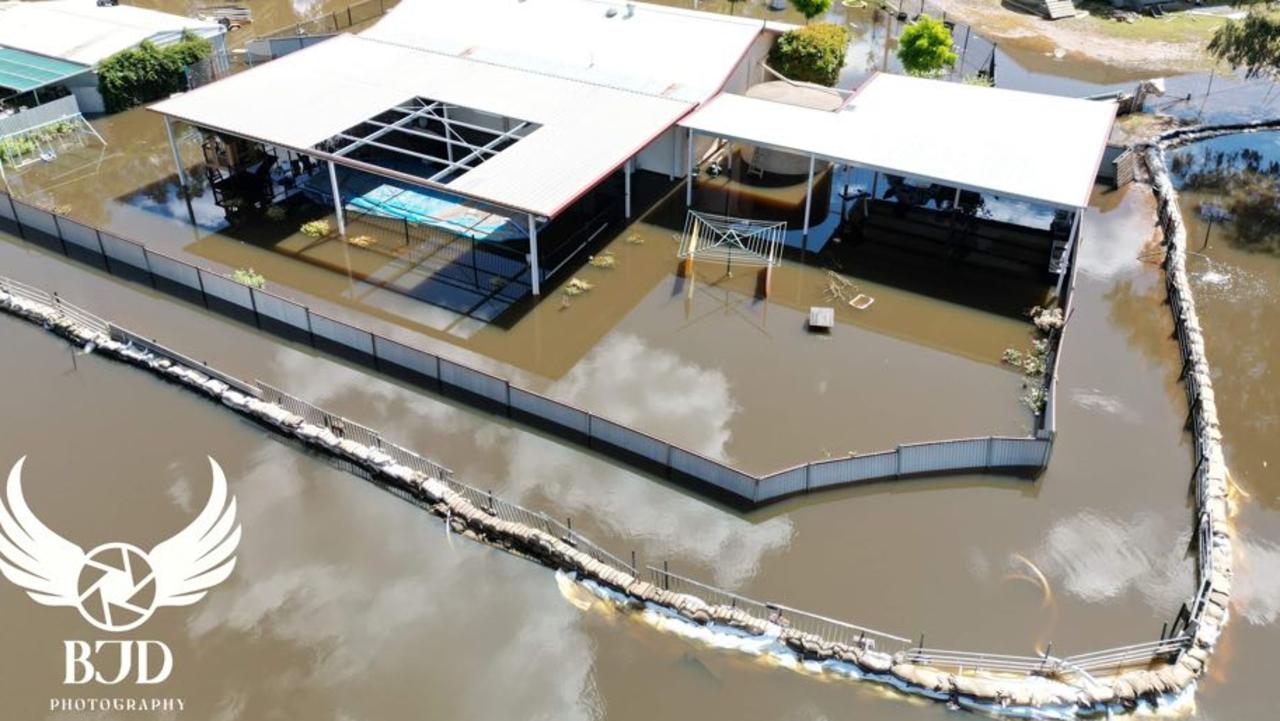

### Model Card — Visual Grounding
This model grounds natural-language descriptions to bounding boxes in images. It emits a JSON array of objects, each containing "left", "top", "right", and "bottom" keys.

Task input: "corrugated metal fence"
[
  {"left": 0, "top": 266, "right": 1183, "bottom": 680},
  {"left": 0, "top": 190, "right": 1055, "bottom": 508}
]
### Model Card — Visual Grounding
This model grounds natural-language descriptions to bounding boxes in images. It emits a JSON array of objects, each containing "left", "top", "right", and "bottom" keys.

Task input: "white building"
[
  {"left": 0, "top": 0, "right": 227, "bottom": 114},
  {"left": 151, "top": 0, "right": 1114, "bottom": 298}
]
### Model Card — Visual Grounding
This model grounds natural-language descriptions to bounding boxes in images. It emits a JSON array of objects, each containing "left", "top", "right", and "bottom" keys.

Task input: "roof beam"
[
  {"left": 360, "top": 118, "right": 502, "bottom": 157},
  {"left": 427, "top": 120, "right": 530, "bottom": 183},
  {"left": 332, "top": 99, "right": 441, "bottom": 157}
]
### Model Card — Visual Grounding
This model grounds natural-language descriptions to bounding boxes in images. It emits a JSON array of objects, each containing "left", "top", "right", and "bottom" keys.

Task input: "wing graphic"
[
  {"left": 0, "top": 457, "right": 86, "bottom": 606},
  {"left": 149, "top": 457, "right": 241, "bottom": 607}
]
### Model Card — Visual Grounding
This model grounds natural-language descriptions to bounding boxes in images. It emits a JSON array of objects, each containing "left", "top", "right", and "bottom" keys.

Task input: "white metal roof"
[
  {"left": 0, "top": 0, "right": 223, "bottom": 66},
  {"left": 680, "top": 73, "right": 1118, "bottom": 209},
  {"left": 361, "top": 0, "right": 764, "bottom": 104},
  {"left": 151, "top": 34, "right": 693, "bottom": 217}
]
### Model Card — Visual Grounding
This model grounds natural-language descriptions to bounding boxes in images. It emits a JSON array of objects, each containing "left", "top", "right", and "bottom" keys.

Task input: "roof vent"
[
  {"left": 624, "top": 3, "right": 636, "bottom": 18},
  {"left": 605, "top": 7, "right": 617, "bottom": 17}
]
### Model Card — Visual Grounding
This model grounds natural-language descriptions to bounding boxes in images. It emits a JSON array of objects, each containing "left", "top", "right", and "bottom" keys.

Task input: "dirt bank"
[{"left": 927, "top": 0, "right": 1220, "bottom": 74}]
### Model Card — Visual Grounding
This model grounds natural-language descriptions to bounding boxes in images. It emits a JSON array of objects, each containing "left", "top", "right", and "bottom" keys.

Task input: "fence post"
[
  {"left": 895, "top": 446, "right": 903, "bottom": 478},
  {"left": 141, "top": 247, "right": 157, "bottom": 288},
  {"left": 3, "top": 193, "right": 24, "bottom": 239},
  {"left": 195, "top": 268, "right": 210, "bottom": 308},
  {"left": 50, "top": 214, "right": 69, "bottom": 256},
  {"left": 985, "top": 436, "right": 994, "bottom": 469},
  {"left": 804, "top": 463, "right": 811, "bottom": 492},
  {"left": 248, "top": 287, "right": 261, "bottom": 328}
]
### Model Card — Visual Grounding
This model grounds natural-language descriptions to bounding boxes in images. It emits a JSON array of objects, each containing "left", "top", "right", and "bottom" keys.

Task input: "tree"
[
  {"left": 1208, "top": 4, "right": 1280, "bottom": 78},
  {"left": 767, "top": 23, "right": 851, "bottom": 87},
  {"left": 98, "top": 33, "right": 213, "bottom": 113},
  {"left": 896, "top": 14, "right": 957, "bottom": 77},
  {"left": 790, "top": 0, "right": 834, "bottom": 22}
]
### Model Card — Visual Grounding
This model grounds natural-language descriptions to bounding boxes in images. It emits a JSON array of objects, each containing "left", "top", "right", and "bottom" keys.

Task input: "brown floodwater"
[
  {"left": 3, "top": 2, "right": 1280, "bottom": 717},
  {"left": 3, "top": 166, "right": 1278, "bottom": 718},
  {"left": 1, "top": 84, "right": 1035, "bottom": 475}
]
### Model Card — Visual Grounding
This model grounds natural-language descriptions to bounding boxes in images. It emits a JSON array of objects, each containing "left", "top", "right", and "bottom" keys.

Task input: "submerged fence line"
[
  {"left": 0, "top": 189, "right": 1055, "bottom": 507},
  {"left": 0, "top": 271, "right": 1202, "bottom": 713}
]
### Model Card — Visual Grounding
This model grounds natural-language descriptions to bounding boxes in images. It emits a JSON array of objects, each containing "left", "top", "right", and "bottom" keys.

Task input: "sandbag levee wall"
[
  {"left": 0, "top": 270, "right": 1215, "bottom": 716},
  {"left": 1137, "top": 121, "right": 1280, "bottom": 664},
  {"left": 0, "top": 191, "right": 1053, "bottom": 507}
]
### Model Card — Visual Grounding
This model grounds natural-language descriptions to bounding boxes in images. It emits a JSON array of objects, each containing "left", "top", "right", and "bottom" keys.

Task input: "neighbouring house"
[{"left": 0, "top": 0, "right": 228, "bottom": 115}]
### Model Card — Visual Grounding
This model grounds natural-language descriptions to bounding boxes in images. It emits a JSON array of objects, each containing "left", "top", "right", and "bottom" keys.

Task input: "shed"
[{"left": 0, "top": 0, "right": 227, "bottom": 113}]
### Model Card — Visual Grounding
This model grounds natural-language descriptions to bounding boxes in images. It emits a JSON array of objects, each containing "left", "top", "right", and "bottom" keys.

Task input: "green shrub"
[
  {"left": 767, "top": 23, "right": 851, "bottom": 87},
  {"left": 98, "top": 33, "right": 213, "bottom": 114},
  {"left": 897, "top": 15, "right": 957, "bottom": 77},
  {"left": 789, "top": 0, "right": 833, "bottom": 21},
  {"left": 231, "top": 267, "right": 265, "bottom": 289},
  {"left": 300, "top": 219, "right": 331, "bottom": 238}
]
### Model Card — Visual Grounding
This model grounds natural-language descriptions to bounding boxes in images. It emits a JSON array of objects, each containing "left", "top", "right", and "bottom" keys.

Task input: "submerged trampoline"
[{"left": 301, "top": 168, "right": 527, "bottom": 243}]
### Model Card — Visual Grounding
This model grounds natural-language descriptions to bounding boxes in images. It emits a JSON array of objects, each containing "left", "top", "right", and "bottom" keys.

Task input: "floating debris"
[
  {"left": 230, "top": 267, "right": 265, "bottom": 289},
  {"left": 300, "top": 219, "right": 331, "bottom": 238},
  {"left": 822, "top": 271, "right": 858, "bottom": 304},
  {"left": 808, "top": 306, "right": 834, "bottom": 332},
  {"left": 588, "top": 252, "right": 618, "bottom": 269},
  {"left": 347, "top": 235, "right": 375, "bottom": 248},
  {"left": 563, "top": 277, "right": 595, "bottom": 297}
]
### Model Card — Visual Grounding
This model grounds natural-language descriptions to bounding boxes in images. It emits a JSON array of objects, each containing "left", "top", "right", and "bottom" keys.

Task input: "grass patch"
[{"left": 1077, "top": 3, "right": 1228, "bottom": 43}]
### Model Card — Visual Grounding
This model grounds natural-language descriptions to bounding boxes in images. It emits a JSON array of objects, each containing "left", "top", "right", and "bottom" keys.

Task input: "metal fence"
[
  {"left": 264, "top": 0, "right": 400, "bottom": 39},
  {"left": 871, "top": 0, "right": 1000, "bottom": 82},
  {"left": 0, "top": 189, "right": 1054, "bottom": 507},
  {"left": 244, "top": 35, "right": 335, "bottom": 64},
  {"left": 0, "top": 96, "right": 82, "bottom": 138},
  {"left": 902, "top": 635, "right": 1189, "bottom": 679},
  {"left": 0, "top": 265, "right": 1194, "bottom": 684},
  {"left": 649, "top": 565, "right": 914, "bottom": 654}
]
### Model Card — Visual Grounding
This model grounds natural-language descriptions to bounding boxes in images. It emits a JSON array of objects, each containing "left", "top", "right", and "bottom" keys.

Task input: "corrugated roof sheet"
[
  {"left": 0, "top": 0, "right": 222, "bottom": 66},
  {"left": 361, "top": 0, "right": 764, "bottom": 104},
  {"left": 0, "top": 46, "right": 89, "bottom": 93},
  {"left": 151, "top": 34, "right": 693, "bottom": 217},
  {"left": 680, "top": 73, "right": 1117, "bottom": 209}
]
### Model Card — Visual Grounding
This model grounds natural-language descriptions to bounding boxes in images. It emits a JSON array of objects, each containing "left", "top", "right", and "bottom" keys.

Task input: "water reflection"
[
  {"left": 188, "top": 441, "right": 602, "bottom": 721},
  {"left": 259, "top": 338, "right": 793, "bottom": 588},
  {"left": 1030, "top": 511, "right": 1192, "bottom": 614},
  {"left": 549, "top": 333, "right": 739, "bottom": 460}
]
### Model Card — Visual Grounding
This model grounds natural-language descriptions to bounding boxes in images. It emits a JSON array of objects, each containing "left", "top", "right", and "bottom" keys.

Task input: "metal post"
[
  {"left": 163, "top": 117, "right": 188, "bottom": 190},
  {"left": 685, "top": 128, "right": 695, "bottom": 206},
  {"left": 327, "top": 160, "right": 346, "bottom": 237},
  {"left": 443, "top": 106, "right": 454, "bottom": 163},
  {"left": 670, "top": 129, "right": 678, "bottom": 180},
  {"left": 527, "top": 213, "right": 541, "bottom": 296},
  {"left": 1055, "top": 210, "right": 1081, "bottom": 301},
  {"left": 801, "top": 154, "right": 816, "bottom": 247},
  {"left": 624, "top": 159, "right": 633, "bottom": 218}
]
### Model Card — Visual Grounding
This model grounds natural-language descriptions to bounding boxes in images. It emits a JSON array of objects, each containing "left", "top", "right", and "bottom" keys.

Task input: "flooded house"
[
  {"left": 0, "top": 0, "right": 228, "bottom": 116},
  {"left": 151, "top": 0, "right": 1114, "bottom": 324}
]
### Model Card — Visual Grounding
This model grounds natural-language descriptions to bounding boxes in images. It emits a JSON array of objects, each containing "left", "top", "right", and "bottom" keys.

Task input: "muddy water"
[
  {"left": 1, "top": 98, "right": 1034, "bottom": 474},
  {"left": 1165, "top": 131, "right": 1280, "bottom": 721},
  {"left": 3, "top": 2, "right": 1279, "bottom": 717},
  {"left": 0, "top": 172, "right": 1200, "bottom": 651},
  {"left": 1, "top": 170, "right": 1273, "bottom": 718},
  {"left": 9, "top": 0, "right": 1274, "bottom": 474}
]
